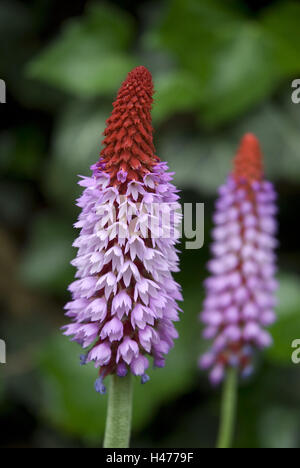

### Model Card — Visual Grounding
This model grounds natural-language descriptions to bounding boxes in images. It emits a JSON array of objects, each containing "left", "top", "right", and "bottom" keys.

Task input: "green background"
[{"left": 0, "top": 0, "right": 300, "bottom": 448}]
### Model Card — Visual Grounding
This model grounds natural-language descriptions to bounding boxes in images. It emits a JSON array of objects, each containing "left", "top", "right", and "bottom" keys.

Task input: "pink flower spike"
[
  {"left": 199, "top": 134, "right": 278, "bottom": 384},
  {"left": 63, "top": 66, "right": 182, "bottom": 393}
]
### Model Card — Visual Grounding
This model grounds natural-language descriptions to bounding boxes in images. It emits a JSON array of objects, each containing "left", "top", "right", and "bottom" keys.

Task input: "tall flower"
[
  {"left": 200, "top": 133, "right": 278, "bottom": 385},
  {"left": 63, "top": 66, "right": 182, "bottom": 393}
]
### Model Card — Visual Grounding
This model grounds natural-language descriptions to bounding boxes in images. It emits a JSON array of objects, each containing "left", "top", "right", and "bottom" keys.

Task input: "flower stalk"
[
  {"left": 217, "top": 367, "right": 237, "bottom": 449},
  {"left": 104, "top": 374, "right": 133, "bottom": 448}
]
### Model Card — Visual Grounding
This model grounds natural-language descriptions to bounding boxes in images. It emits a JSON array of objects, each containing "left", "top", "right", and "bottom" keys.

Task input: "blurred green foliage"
[
  {"left": 27, "top": 4, "right": 137, "bottom": 97},
  {"left": 1, "top": 0, "right": 300, "bottom": 448},
  {"left": 27, "top": 0, "right": 300, "bottom": 126}
]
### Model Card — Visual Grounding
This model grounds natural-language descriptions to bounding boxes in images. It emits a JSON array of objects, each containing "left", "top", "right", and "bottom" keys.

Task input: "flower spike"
[
  {"left": 63, "top": 66, "right": 182, "bottom": 392},
  {"left": 199, "top": 133, "right": 278, "bottom": 385}
]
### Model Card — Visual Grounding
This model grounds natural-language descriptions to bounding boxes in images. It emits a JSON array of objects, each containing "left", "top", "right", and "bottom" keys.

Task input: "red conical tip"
[
  {"left": 233, "top": 133, "right": 264, "bottom": 182},
  {"left": 100, "top": 66, "right": 159, "bottom": 184},
  {"left": 124, "top": 66, "right": 154, "bottom": 97}
]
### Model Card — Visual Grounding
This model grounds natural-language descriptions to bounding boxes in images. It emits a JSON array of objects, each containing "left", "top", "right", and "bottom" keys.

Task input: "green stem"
[
  {"left": 217, "top": 368, "right": 237, "bottom": 449},
  {"left": 103, "top": 374, "right": 133, "bottom": 448}
]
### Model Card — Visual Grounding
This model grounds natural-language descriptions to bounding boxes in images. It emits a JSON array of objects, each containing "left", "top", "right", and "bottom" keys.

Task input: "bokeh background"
[{"left": 1, "top": 0, "right": 300, "bottom": 448}]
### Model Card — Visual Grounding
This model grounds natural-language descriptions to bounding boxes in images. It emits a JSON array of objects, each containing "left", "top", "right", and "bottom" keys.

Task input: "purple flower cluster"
[
  {"left": 199, "top": 134, "right": 278, "bottom": 385},
  {"left": 64, "top": 161, "right": 182, "bottom": 392}
]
